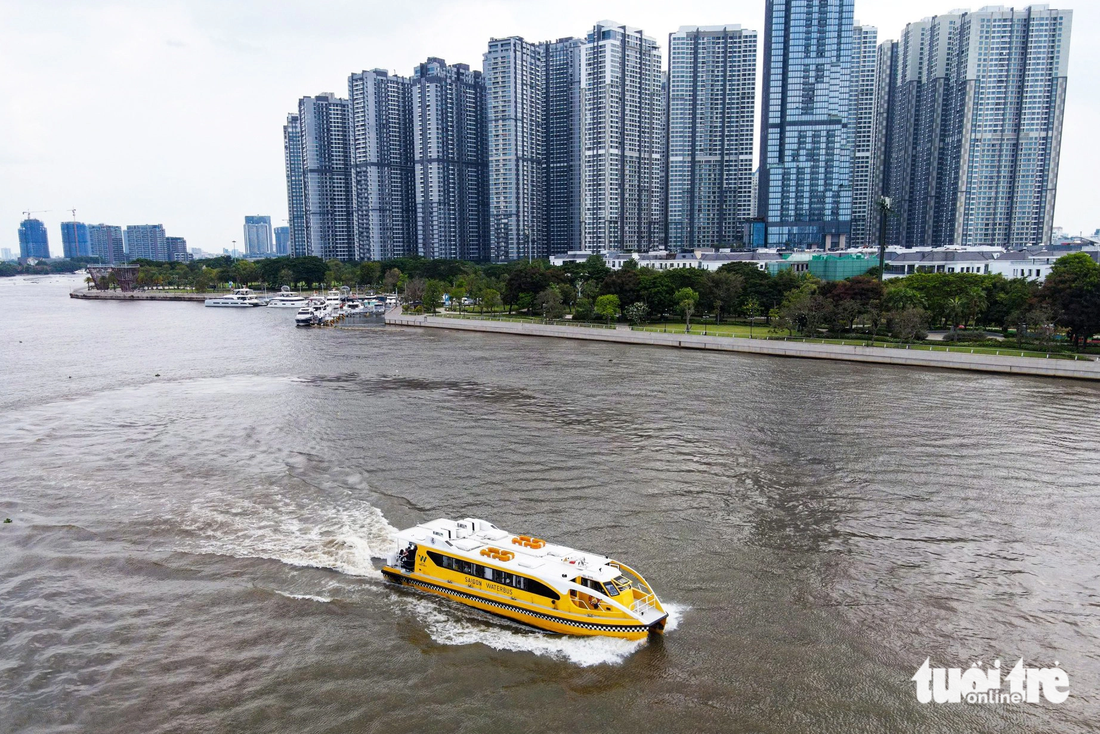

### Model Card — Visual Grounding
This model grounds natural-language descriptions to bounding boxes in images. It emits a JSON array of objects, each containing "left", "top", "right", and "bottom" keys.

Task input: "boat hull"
[
  {"left": 204, "top": 300, "right": 261, "bottom": 307},
  {"left": 382, "top": 567, "right": 665, "bottom": 640}
]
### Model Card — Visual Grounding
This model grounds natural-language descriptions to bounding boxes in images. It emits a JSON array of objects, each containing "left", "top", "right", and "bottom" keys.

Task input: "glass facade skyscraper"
[
  {"left": 88, "top": 224, "right": 125, "bottom": 264},
  {"left": 18, "top": 218, "right": 50, "bottom": 259},
  {"left": 283, "top": 113, "right": 308, "bottom": 258},
  {"left": 545, "top": 38, "right": 584, "bottom": 256},
  {"left": 758, "top": 0, "right": 856, "bottom": 249},
  {"left": 848, "top": 24, "right": 878, "bottom": 249},
  {"left": 483, "top": 36, "right": 583, "bottom": 261},
  {"left": 61, "top": 221, "right": 91, "bottom": 259},
  {"left": 880, "top": 6, "right": 1072, "bottom": 248},
  {"left": 348, "top": 69, "right": 416, "bottom": 262},
  {"left": 485, "top": 37, "right": 546, "bottom": 261},
  {"left": 298, "top": 93, "right": 355, "bottom": 261},
  {"left": 411, "top": 59, "right": 488, "bottom": 262},
  {"left": 273, "top": 226, "right": 291, "bottom": 256},
  {"left": 125, "top": 224, "right": 167, "bottom": 261},
  {"left": 667, "top": 25, "right": 757, "bottom": 250},
  {"left": 243, "top": 215, "right": 272, "bottom": 256},
  {"left": 582, "top": 21, "right": 664, "bottom": 253}
]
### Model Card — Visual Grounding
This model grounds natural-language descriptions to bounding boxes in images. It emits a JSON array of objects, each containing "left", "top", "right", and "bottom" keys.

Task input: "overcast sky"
[{"left": 2, "top": 0, "right": 1094, "bottom": 257}]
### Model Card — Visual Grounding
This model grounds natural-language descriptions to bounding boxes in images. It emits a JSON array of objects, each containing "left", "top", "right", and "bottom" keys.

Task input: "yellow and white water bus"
[{"left": 382, "top": 518, "right": 668, "bottom": 640}]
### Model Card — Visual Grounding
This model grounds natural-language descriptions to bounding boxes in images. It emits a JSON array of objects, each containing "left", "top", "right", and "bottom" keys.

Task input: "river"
[{"left": 2, "top": 275, "right": 1098, "bottom": 733}]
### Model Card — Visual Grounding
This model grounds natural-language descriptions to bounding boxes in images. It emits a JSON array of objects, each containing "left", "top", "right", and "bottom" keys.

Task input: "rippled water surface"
[{"left": 2, "top": 275, "right": 1099, "bottom": 733}]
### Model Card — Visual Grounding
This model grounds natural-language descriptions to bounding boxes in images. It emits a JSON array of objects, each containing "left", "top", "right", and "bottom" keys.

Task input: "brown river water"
[{"left": 1, "top": 275, "right": 1099, "bottom": 733}]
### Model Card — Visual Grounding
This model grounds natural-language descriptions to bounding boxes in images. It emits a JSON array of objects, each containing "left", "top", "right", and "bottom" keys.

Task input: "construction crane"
[{"left": 22, "top": 209, "right": 50, "bottom": 220}]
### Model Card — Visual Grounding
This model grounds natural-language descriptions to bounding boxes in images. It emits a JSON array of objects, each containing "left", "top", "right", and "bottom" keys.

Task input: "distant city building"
[
  {"left": 88, "top": 224, "right": 125, "bottom": 264},
  {"left": 666, "top": 25, "right": 758, "bottom": 250},
  {"left": 482, "top": 36, "right": 584, "bottom": 261},
  {"left": 18, "top": 218, "right": 50, "bottom": 259},
  {"left": 880, "top": 6, "right": 1072, "bottom": 248},
  {"left": 411, "top": 58, "right": 489, "bottom": 261},
  {"left": 545, "top": 37, "right": 584, "bottom": 256},
  {"left": 581, "top": 21, "right": 664, "bottom": 253},
  {"left": 298, "top": 93, "right": 355, "bottom": 261},
  {"left": 868, "top": 39, "right": 899, "bottom": 248},
  {"left": 166, "top": 236, "right": 189, "bottom": 262},
  {"left": 485, "top": 37, "right": 546, "bottom": 261},
  {"left": 243, "top": 215, "right": 273, "bottom": 256},
  {"left": 283, "top": 113, "right": 309, "bottom": 258},
  {"left": 1, "top": 248, "right": 12, "bottom": 260},
  {"left": 273, "top": 226, "right": 290, "bottom": 256},
  {"left": 848, "top": 24, "right": 879, "bottom": 249},
  {"left": 125, "top": 224, "right": 168, "bottom": 261},
  {"left": 758, "top": 0, "right": 856, "bottom": 248},
  {"left": 348, "top": 69, "right": 417, "bottom": 261},
  {"left": 61, "top": 221, "right": 91, "bottom": 259}
]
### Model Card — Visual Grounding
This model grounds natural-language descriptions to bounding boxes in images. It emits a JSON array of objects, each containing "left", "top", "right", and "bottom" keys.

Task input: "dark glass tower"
[{"left": 758, "top": 0, "right": 855, "bottom": 249}]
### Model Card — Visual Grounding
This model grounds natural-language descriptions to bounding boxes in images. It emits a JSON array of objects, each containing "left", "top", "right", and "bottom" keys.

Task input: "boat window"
[
  {"left": 612, "top": 573, "right": 650, "bottom": 594},
  {"left": 424, "top": 551, "right": 559, "bottom": 600},
  {"left": 426, "top": 550, "right": 456, "bottom": 570},
  {"left": 603, "top": 582, "right": 620, "bottom": 597}
]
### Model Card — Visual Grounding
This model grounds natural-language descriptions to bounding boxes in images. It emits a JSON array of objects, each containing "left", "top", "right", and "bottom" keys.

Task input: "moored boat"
[
  {"left": 205, "top": 287, "right": 265, "bottom": 307},
  {"left": 382, "top": 518, "right": 667, "bottom": 639},
  {"left": 267, "top": 287, "right": 307, "bottom": 308}
]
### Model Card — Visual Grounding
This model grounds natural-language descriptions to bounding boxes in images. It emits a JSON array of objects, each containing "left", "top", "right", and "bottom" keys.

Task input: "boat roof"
[{"left": 394, "top": 518, "right": 625, "bottom": 584}]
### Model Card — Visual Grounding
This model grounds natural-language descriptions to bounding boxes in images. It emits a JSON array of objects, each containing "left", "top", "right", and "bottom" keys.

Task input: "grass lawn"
[
  {"left": 632, "top": 322, "right": 1083, "bottom": 361},
  {"left": 431, "top": 312, "right": 1085, "bottom": 362}
]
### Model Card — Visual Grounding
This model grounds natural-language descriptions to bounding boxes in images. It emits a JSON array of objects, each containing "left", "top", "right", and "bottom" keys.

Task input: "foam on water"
[
  {"left": 176, "top": 493, "right": 684, "bottom": 667},
  {"left": 175, "top": 492, "right": 399, "bottom": 576},
  {"left": 405, "top": 599, "right": 645, "bottom": 667},
  {"left": 275, "top": 591, "right": 334, "bottom": 603}
]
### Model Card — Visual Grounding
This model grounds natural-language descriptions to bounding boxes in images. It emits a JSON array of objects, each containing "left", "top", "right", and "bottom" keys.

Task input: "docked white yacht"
[
  {"left": 295, "top": 296, "right": 332, "bottom": 327},
  {"left": 267, "top": 287, "right": 307, "bottom": 308},
  {"left": 204, "top": 288, "right": 265, "bottom": 307}
]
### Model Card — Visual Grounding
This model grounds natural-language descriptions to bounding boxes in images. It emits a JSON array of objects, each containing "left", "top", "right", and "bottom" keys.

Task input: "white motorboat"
[
  {"left": 205, "top": 288, "right": 265, "bottom": 307},
  {"left": 295, "top": 296, "right": 332, "bottom": 327},
  {"left": 267, "top": 287, "right": 307, "bottom": 308}
]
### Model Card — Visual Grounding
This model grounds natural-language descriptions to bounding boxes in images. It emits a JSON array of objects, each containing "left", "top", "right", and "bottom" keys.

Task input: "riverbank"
[
  {"left": 385, "top": 308, "right": 1100, "bottom": 381},
  {"left": 70, "top": 289, "right": 207, "bottom": 302}
]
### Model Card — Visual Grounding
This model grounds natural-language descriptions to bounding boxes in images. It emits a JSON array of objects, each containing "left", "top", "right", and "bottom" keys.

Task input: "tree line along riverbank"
[{"left": 79, "top": 251, "right": 1100, "bottom": 354}]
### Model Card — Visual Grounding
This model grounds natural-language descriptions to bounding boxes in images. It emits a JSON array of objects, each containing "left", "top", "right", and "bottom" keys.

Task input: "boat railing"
[{"left": 632, "top": 593, "right": 658, "bottom": 614}]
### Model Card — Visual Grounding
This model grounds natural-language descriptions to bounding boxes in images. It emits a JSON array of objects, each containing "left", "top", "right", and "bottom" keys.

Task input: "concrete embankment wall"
[
  {"left": 384, "top": 310, "right": 1100, "bottom": 382},
  {"left": 70, "top": 289, "right": 206, "bottom": 302}
]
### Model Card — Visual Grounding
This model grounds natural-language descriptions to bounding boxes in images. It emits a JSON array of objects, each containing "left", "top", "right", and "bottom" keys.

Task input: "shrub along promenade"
[{"left": 384, "top": 307, "right": 1100, "bottom": 382}]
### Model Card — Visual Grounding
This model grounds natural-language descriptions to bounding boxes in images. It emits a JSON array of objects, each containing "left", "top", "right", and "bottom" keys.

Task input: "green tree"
[
  {"left": 277, "top": 268, "right": 295, "bottom": 289},
  {"left": 405, "top": 278, "right": 426, "bottom": 307},
  {"left": 423, "top": 280, "right": 444, "bottom": 314},
  {"left": 673, "top": 287, "right": 699, "bottom": 332},
  {"left": 573, "top": 297, "right": 594, "bottom": 322},
  {"left": 710, "top": 271, "right": 743, "bottom": 325},
  {"left": 594, "top": 294, "right": 620, "bottom": 326},
  {"left": 481, "top": 288, "right": 503, "bottom": 314},
  {"left": 888, "top": 307, "right": 929, "bottom": 343},
  {"left": 1040, "top": 252, "right": 1100, "bottom": 349},
  {"left": 359, "top": 262, "right": 381, "bottom": 288},
  {"left": 193, "top": 269, "right": 212, "bottom": 293},
  {"left": 292, "top": 256, "right": 328, "bottom": 288},
  {"left": 624, "top": 301, "right": 649, "bottom": 327},
  {"left": 535, "top": 286, "right": 565, "bottom": 321},
  {"left": 383, "top": 268, "right": 402, "bottom": 293},
  {"left": 231, "top": 260, "right": 258, "bottom": 287},
  {"left": 449, "top": 285, "right": 466, "bottom": 313}
]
